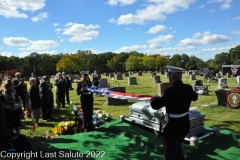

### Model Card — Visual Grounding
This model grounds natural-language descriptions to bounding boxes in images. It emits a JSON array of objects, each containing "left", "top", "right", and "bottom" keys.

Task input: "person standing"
[
  {"left": 39, "top": 76, "right": 53, "bottom": 120},
  {"left": 62, "top": 72, "right": 70, "bottom": 104},
  {"left": 54, "top": 72, "right": 66, "bottom": 111},
  {"left": 29, "top": 72, "right": 40, "bottom": 86},
  {"left": 0, "top": 78, "right": 23, "bottom": 134},
  {"left": 92, "top": 70, "right": 101, "bottom": 87},
  {"left": 13, "top": 72, "right": 26, "bottom": 119},
  {"left": 150, "top": 65, "right": 198, "bottom": 160},
  {"left": 29, "top": 78, "right": 41, "bottom": 125},
  {"left": 77, "top": 71, "right": 93, "bottom": 132}
]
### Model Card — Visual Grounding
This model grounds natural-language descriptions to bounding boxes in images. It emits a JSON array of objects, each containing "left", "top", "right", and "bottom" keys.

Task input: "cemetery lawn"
[{"left": 22, "top": 73, "right": 240, "bottom": 152}]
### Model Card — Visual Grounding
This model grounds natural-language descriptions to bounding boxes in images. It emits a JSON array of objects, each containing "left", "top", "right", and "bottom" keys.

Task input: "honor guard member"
[
  {"left": 77, "top": 71, "right": 94, "bottom": 132},
  {"left": 150, "top": 65, "right": 198, "bottom": 160}
]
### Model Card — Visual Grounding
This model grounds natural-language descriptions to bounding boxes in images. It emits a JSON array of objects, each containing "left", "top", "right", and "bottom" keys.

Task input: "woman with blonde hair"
[{"left": 0, "top": 78, "right": 22, "bottom": 134}]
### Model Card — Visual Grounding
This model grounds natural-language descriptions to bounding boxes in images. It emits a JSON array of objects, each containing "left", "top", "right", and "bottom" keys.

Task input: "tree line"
[{"left": 1, "top": 45, "right": 239, "bottom": 76}]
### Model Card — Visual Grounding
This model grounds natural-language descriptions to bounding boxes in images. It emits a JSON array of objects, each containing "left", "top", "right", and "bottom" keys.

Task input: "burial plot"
[
  {"left": 116, "top": 72, "right": 123, "bottom": 80},
  {"left": 192, "top": 80, "right": 203, "bottom": 87},
  {"left": 216, "top": 73, "right": 221, "bottom": 78},
  {"left": 194, "top": 86, "right": 209, "bottom": 95},
  {"left": 190, "top": 74, "right": 196, "bottom": 80},
  {"left": 104, "top": 73, "right": 109, "bottom": 76},
  {"left": 128, "top": 77, "right": 137, "bottom": 85},
  {"left": 109, "top": 73, "right": 114, "bottom": 78},
  {"left": 137, "top": 72, "right": 142, "bottom": 76},
  {"left": 158, "top": 83, "right": 171, "bottom": 96},
  {"left": 218, "top": 78, "right": 228, "bottom": 88},
  {"left": 153, "top": 76, "right": 161, "bottom": 84},
  {"left": 124, "top": 72, "right": 129, "bottom": 77},
  {"left": 99, "top": 78, "right": 109, "bottom": 88},
  {"left": 237, "top": 76, "right": 240, "bottom": 86},
  {"left": 105, "top": 87, "right": 128, "bottom": 105},
  {"left": 151, "top": 72, "right": 156, "bottom": 78}
]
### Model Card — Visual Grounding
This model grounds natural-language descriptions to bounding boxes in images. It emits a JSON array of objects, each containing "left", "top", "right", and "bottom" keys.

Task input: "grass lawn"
[{"left": 22, "top": 73, "right": 240, "bottom": 151}]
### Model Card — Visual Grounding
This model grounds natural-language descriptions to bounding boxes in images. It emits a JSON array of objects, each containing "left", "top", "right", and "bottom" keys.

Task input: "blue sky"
[{"left": 0, "top": 0, "right": 239, "bottom": 61}]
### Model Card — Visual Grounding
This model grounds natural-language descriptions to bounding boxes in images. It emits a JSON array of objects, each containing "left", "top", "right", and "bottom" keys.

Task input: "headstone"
[
  {"left": 137, "top": 72, "right": 142, "bottom": 76},
  {"left": 151, "top": 72, "right": 156, "bottom": 78},
  {"left": 237, "top": 76, "right": 240, "bottom": 86},
  {"left": 109, "top": 73, "right": 114, "bottom": 78},
  {"left": 124, "top": 72, "right": 129, "bottom": 77},
  {"left": 105, "top": 87, "right": 128, "bottom": 105},
  {"left": 116, "top": 72, "right": 123, "bottom": 80},
  {"left": 128, "top": 77, "right": 137, "bottom": 85},
  {"left": 188, "top": 72, "right": 192, "bottom": 76},
  {"left": 99, "top": 78, "right": 109, "bottom": 88},
  {"left": 226, "top": 72, "right": 230, "bottom": 78},
  {"left": 216, "top": 73, "right": 221, "bottom": 78},
  {"left": 158, "top": 83, "right": 171, "bottom": 96},
  {"left": 105, "top": 73, "right": 109, "bottom": 76},
  {"left": 194, "top": 86, "right": 209, "bottom": 95},
  {"left": 190, "top": 74, "right": 196, "bottom": 80},
  {"left": 153, "top": 76, "right": 161, "bottom": 84},
  {"left": 161, "top": 71, "right": 164, "bottom": 75},
  {"left": 218, "top": 78, "right": 228, "bottom": 88},
  {"left": 192, "top": 80, "right": 203, "bottom": 87}
]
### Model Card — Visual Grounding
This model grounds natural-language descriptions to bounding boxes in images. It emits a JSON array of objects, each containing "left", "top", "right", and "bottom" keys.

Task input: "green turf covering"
[{"left": 41, "top": 119, "right": 240, "bottom": 160}]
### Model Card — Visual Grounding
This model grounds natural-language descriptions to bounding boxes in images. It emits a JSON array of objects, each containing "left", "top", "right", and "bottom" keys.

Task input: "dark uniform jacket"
[
  {"left": 13, "top": 79, "right": 25, "bottom": 94},
  {"left": 29, "top": 85, "right": 41, "bottom": 109},
  {"left": 151, "top": 80, "right": 198, "bottom": 137},
  {"left": 54, "top": 78, "right": 66, "bottom": 93},
  {"left": 39, "top": 82, "right": 53, "bottom": 105},
  {"left": 77, "top": 80, "right": 93, "bottom": 100}
]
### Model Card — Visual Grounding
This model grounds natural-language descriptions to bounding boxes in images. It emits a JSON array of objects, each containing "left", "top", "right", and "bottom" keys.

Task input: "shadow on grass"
[{"left": 40, "top": 119, "right": 240, "bottom": 160}]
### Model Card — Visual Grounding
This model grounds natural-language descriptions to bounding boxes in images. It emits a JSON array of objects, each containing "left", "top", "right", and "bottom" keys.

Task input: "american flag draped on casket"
[{"left": 85, "top": 86, "right": 152, "bottom": 101}]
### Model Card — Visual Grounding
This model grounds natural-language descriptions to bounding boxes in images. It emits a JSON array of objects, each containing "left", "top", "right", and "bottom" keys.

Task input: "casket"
[{"left": 120, "top": 101, "right": 220, "bottom": 146}]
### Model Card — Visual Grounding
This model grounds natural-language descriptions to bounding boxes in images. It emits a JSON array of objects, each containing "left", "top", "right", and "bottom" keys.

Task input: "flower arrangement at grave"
[
  {"left": 52, "top": 121, "right": 78, "bottom": 135},
  {"left": 69, "top": 102, "right": 113, "bottom": 128},
  {"left": 92, "top": 110, "right": 113, "bottom": 127}
]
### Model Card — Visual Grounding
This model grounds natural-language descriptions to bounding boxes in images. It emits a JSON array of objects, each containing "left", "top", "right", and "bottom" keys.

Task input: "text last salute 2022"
[{"left": 0, "top": 150, "right": 106, "bottom": 159}]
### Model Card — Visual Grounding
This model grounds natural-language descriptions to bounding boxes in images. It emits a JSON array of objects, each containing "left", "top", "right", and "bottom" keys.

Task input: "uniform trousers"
[
  {"left": 80, "top": 96, "right": 93, "bottom": 130},
  {"left": 164, "top": 135, "right": 186, "bottom": 160}
]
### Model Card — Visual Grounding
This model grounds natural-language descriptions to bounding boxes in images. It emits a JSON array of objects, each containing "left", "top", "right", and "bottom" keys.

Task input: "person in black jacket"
[
  {"left": 39, "top": 76, "right": 53, "bottom": 120},
  {"left": 13, "top": 72, "right": 26, "bottom": 119},
  {"left": 54, "top": 72, "right": 66, "bottom": 110},
  {"left": 62, "top": 72, "right": 70, "bottom": 104},
  {"left": 29, "top": 72, "right": 40, "bottom": 86},
  {"left": 77, "top": 71, "right": 93, "bottom": 132},
  {"left": 150, "top": 65, "right": 198, "bottom": 160},
  {"left": 29, "top": 78, "right": 41, "bottom": 125}
]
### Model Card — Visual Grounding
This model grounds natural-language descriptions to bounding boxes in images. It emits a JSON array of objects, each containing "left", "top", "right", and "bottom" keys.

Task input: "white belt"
[{"left": 169, "top": 112, "right": 188, "bottom": 118}]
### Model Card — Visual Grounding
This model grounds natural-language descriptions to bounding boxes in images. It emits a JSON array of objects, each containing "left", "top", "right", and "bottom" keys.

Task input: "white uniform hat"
[
  {"left": 80, "top": 71, "right": 89, "bottom": 75},
  {"left": 166, "top": 65, "right": 185, "bottom": 75}
]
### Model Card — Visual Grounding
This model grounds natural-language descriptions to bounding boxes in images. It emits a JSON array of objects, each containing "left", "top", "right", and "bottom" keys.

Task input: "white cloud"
[
  {"left": 58, "top": 36, "right": 64, "bottom": 42},
  {"left": 3, "top": 37, "right": 30, "bottom": 46},
  {"left": 62, "top": 23, "right": 100, "bottom": 43},
  {"left": 0, "top": 52, "right": 12, "bottom": 57},
  {"left": 38, "top": 50, "right": 59, "bottom": 55},
  {"left": 65, "top": 22, "right": 74, "bottom": 27},
  {"left": 0, "top": 0, "right": 46, "bottom": 18},
  {"left": 194, "top": 5, "right": 204, "bottom": 10},
  {"left": 115, "top": 45, "right": 147, "bottom": 53},
  {"left": 55, "top": 28, "right": 62, "bottom": 34},
  {"left": 53, "top": 23, "right": 60, "bottom": 26},
  {"left": 18, "top": 52, "right": 30, "bottom": 58},
  {"left": 209, "top": 9, "right": 216, "bottom": 12},
  {"left": 231, "top": 30, "right": 240, "bottom": 35},
  {"left": 111, "top": 0, "right": 196, "bottom": 25},
  {"left": 178, "top": 31, "right": 231, "bottom": 46},
  {"left": 148, "top": 34, "right": 175, "bottom": 43},
  {"left": 20, "top": 40, "right": 59, "bottom": 50},
  {"left": 147, "top": 25, "right": 167, "bottom": 34},
  {"left": 233, "top": 16, "right": 240, "bottom": 20},
  {"left": 31, "top": 12, "right": 48, "bottom": 22},
  {"left": 107, "top": 0, "right": 137, "bottom": 6},
  {"left": 207, "top": 0, "right": 232, "bottom": 10}
]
